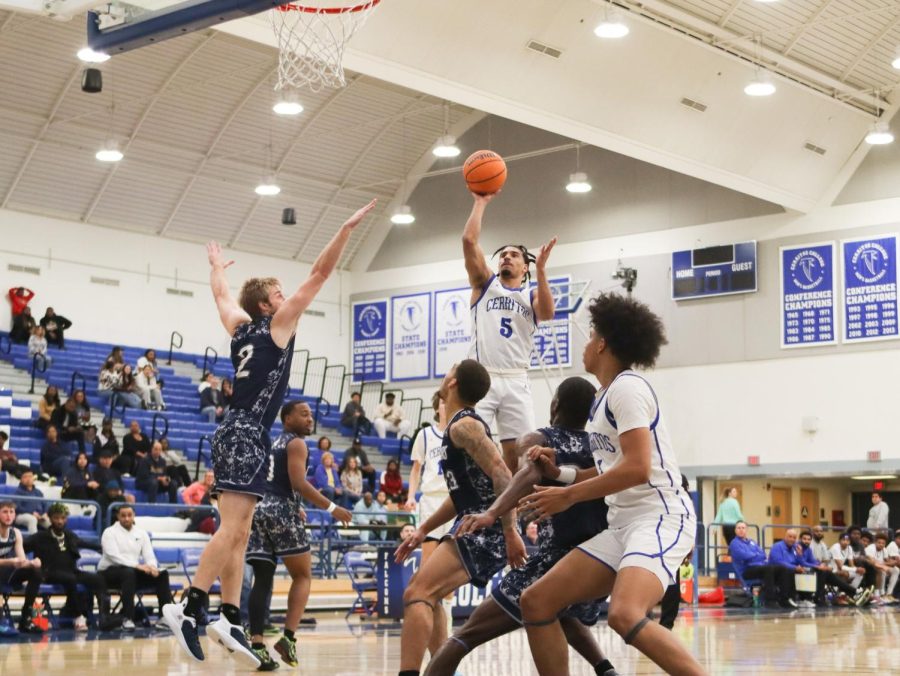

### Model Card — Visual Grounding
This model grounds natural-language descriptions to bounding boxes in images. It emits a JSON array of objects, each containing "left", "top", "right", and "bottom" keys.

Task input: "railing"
[
  {"left": 289, "top": 348, "right": 310, "bottom": 394},
  {"left": 107, "top": 392, "right": 128, "bottom": 420},
  {"left": 311, "top": 397, "right": 332, "bottom": 435},
  {"left": 201, "top": 346, "right": 218, "bottom": 377},
  {"left": 69, "top": 370, "right": 86, "bottom": 397},
  {"left": 194, "top": 435, "right": 213, "bottom": 481},
  {"left": 0, "top": 332, "right": 11, "bottom": 354},
  {"left": 167, "top": 330, "right": 183, "bottom": 365},
  {"left": 28, "top": 353, "right": 49, "bottom": 393},
  {"left": 302, "top": 356, "right": 328, "bottom": 399},
  {"left": 322, "top": 363, "right": 345, "bottom": 410},
  {"left": 400, "top": 396, "right": 424, "bottom": 430},
  {"left": 359, "top": 380, "right": 385, "bottom": 423},
  {"left": 150, "top": 411, "right": 169, "bottom": 442},
  {"left": 105, "top": 501, "right": 220, "bottom": 528},
  {"left": 10, "top": 495, "right": 103, "bottom": 538},
  {"left": 703, "top": 522, "right": 761, "bottom": 574}
]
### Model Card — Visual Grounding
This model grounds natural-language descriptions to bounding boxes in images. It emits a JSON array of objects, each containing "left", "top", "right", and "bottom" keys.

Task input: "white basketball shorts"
[
  {"left": 418, "top": 492, "right": 453, "bottom": 541},
  {"left": 475, "top": 372, "right": 536, "bottom": 442}
]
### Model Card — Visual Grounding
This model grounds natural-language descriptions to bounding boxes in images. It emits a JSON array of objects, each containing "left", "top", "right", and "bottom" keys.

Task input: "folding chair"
[{"left": 341, "top": 551, "right": 377, "bottom": 618}]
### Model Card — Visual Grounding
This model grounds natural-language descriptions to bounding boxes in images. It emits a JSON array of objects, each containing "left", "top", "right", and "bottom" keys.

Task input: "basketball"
[{"left": 463, "top": 150, "right": 507, "bottom": 195}]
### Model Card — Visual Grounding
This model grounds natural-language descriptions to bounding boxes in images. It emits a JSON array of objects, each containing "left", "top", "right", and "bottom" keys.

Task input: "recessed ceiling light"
[
  {"left": 273, "top": 90, "right": 303, "bottom": 116},
  {"left": 95, "top": 140, "right": 123, "bottom": 162},
  {"left": 850, "top": 475, "right": 897, "bottom": 481},
  {"left": 255, "top": 177, "right": 281, "bottom": 196},
  {"left": 594, "top": 12, "right": 629, "bottom": 39}
]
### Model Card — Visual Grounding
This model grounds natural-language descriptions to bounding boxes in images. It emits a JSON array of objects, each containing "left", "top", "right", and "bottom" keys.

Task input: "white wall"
[
  {"left": 0, "top": 209, "right": 350, "bottom": 362},
  {"left": 350, "top": 196, "right": 900, "bottom": 468}
]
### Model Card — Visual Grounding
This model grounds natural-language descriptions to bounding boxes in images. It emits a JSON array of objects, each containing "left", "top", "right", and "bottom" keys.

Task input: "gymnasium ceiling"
[{"left": 0, "top": 0, "right": 898, "bottom": 271}]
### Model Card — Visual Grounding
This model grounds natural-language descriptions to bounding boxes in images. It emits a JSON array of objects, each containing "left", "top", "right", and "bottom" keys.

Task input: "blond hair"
[{"left": 239, "top": 277, "right": 280, "bottom": 318}]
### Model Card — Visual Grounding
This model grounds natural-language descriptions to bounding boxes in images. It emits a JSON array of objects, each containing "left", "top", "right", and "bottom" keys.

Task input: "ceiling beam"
[
  {"left": 1, "top": 64, "right": 81, "bottom": 209},
  {"left": 716, "top": 0, "right": 744, "bottom": 28},
  {"left": 781, "top": 0, "right": 837, "bottom": 58},
  {"left": 838, "top": 14, "right": 900, "bottom": 85},
  {"left": 82, "top": 33, "right": 217, "bottom": 223}
]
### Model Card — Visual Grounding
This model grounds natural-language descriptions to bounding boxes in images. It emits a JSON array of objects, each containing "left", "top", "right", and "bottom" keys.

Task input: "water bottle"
[{"left": 752, "top": 586, "right": 761, "bottom": 608}]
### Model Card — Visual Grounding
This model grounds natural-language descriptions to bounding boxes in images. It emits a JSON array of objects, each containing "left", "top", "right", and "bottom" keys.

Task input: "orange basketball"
[{"left": 463, "top": 150, "right": 507, "bottom": 195}]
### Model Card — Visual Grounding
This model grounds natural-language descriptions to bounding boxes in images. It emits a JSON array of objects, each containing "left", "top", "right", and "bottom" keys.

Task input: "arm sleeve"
[{"left": 606, "top": 377, "right": 658, "bottom": 434}]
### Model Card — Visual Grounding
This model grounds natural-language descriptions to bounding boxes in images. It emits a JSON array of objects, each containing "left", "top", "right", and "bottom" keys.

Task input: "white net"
[{"left": 270, "top": 1, "right": 380, "bottom": 92}]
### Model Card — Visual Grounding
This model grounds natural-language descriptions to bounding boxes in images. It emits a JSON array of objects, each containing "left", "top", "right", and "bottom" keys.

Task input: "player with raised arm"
[
  {"left": 395, "top": 359, "right": 527, "bottom": 676},
  {"left": 163, "top": 199, "right": 376, "bottom": 666},
  {"left": 425, "top": 377, "right": 617, "bottom": 676},
  {"left": 516, "top": 293, "right": 704, "bottom": 676},
  {"left": 462, "top": 192, "right": 558, "bottom": 471},
  {"left": 246, "top": 400, "right": 352, "bottom": 670},
  {"left": 403, "top": 391, "right": 453, "bottom": 658}
]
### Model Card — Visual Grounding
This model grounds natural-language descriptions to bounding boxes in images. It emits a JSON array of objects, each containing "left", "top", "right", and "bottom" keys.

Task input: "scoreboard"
[{"left": 672, "top": 241, "right": 758, "bottom": 300}]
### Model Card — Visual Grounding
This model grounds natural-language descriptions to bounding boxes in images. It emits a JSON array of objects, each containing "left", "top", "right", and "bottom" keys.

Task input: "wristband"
[
  {"left": 557, "top": 466, "right": 577, "bottom": 485},
  {"left": 326, "top": 502, "right": 337, "bottom": 514}
]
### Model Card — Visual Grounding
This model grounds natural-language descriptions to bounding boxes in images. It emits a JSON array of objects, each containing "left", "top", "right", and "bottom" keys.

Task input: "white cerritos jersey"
[
  {"left": 410, "top": 425, "right": 447, "bottom": 496},
  {"left": 468, "top": 275, "right": 537, "bottom": 370},
  {"left": 587, "top": 370, "right": 694, "bottom": 528}
]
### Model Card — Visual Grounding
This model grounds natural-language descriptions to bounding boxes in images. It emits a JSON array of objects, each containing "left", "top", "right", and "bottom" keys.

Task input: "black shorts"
[
  {"left": 246, "top": 494, "right": 310, "bottom": 565},
  {"left": 211, "top": 410, "right": 271, "bottom": 499},
  {"left": 444, "top": 516, "right": 506, "bottom": 588},
  {"left": 492, "top": 544, "right": 604, "bottom": 626}
]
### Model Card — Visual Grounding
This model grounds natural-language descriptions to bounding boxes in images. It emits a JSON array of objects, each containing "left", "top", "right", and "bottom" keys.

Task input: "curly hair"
[{"left": 588, "top": 293, "right": 667, "bottom": 369}]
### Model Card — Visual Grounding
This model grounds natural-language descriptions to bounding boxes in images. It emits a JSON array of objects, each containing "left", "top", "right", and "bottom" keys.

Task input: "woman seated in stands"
[
  {"left": 27, "top": 326, "right": 51, "bottom": 368},
  {"left": 97, "top": 359, "right": 122, "bottom": 405},
  {"left": 312, "top": 451, "right": 344, "bottom": 505},
  {"left": 93, "top": 417, "right": 119, "bottom": 462},
  {"left": 36, "top": 385, "right": 61, "bottom": 431},
  {"left": 114, "top": 364, "right": 143, "bottom": 410},
  {"left": 379, "top": 458, "right": 405, "bottom": 505},
  {"left": 317, "top": 436, "right": 332, "bottom": 453},
  {"left": 340, "top": 456, "right": 363, "bottom": 508},
  {"left": 62, "top": 451, "right": 100, "bottom": 501},
  {"left": 136, "top": 364, "right": 166, "bottom": 410},
  {"left": 72, "top": 389, "right": 92, "bottom": 428}
]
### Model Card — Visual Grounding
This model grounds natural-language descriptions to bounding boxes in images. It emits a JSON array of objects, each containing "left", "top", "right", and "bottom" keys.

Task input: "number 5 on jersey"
[
  {"left": 499, "top": 317, "right": 513, "bottom": 339},
  {"left": 235, "top": 344, "right": 254, "bottom": 379}
]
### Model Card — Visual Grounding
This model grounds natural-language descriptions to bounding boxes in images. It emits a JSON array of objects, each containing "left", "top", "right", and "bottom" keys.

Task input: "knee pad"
[
  {"left": 404, "top": 598, "right": 436, "bottom": 611},
  {"left": 621, "top": 616, "right": 651, "bottom": 645}
]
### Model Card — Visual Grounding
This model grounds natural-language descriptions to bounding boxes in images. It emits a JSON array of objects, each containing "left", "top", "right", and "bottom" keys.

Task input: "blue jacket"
[
  {"left": 729, "top": 537, "right": 767, "bottom": 578},
  {"left": 14, "top": 485, "right": 47, "bottom": 515},
  {"left": 312, "top": 465, "right": 340, "bottom": 491},
  {"left": 769, "top": 540, "right": 814, "bottom": 569}
]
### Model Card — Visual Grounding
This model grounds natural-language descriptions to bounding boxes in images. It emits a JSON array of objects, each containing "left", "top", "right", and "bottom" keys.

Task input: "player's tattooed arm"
[
  {"left": 450, "top": 417, "right": 515, "bottom": 530},
  {"left": 526, "top": 445, "right": 598, "bottom": 483}
]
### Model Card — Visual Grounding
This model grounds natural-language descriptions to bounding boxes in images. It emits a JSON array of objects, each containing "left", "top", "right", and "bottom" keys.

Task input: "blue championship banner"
[
  {"left": 390, "top": 292, "right": 431, "bottom": 381},
  {"left": 531, "top": 275, "right": 572, "bottom": 369},
  {"left": 841, "top": 235, "right": 899, "bottom": 343},
  {"left": 351, "top": 300, "right": 388, "bottom": 381},
  {"left": 433, "top": 287, "right": 472, "bottom": 379},
  {"left": 780, "top": 243, "right": 837, "bottom": 348}
]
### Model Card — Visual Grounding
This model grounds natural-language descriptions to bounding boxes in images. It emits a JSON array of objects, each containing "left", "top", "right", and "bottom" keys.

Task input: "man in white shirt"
[
  {"left": 372, "top": 392, "right": 413, "bottom": 439},
  {"left": 98, "top": 504, "right": 173, "bottom": 630},
  {"left": 867, "top": 492, "right": 889, "bottom": 531},
  {"left": 810, "top": 526, "right": 831, "bottom": 567},
  {"left": 865, "top": 532, "right": 899, "bottom": 602}
]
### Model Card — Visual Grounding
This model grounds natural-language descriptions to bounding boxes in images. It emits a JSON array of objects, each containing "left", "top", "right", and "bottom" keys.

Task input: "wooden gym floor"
[{"left": 1, "top": 605, "right": 898, "bottom": 674}]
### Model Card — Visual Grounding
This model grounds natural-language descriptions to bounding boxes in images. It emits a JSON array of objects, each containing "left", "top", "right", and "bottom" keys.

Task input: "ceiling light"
[
  {"left": 273, "top": 90, "right": 303, "bottom": 116},
  {"left": 893, "top": 48, "right": 900, "bottom": 70},
  {"left": 594, "top": 11, "right": 629, "bottom": 39},
  {"left": 432, "top": 135, "right": 461, "bottom": 158},
  {"left": 78, "top": 47, "right": 110, "bottom": 63},
  {"left": 390, "top": 205, "right": 415, "bottom": 225},
  {"left": 95, "top": 140, "right": 123, "bottom": 162},
  {"left": 865, "top": 121, "right": 894, "bottom": 145},
  {"left": 255, "top": 177, "right": 281, "bottom": 196},
  {"left": 744, "top": 70, "right": 776, "bottom": 96},
  {"left": 850, "top": 475, "right": 897, "bottom": 481},
  {"left": 566, "top": 171, "right": 592, "bottom": 193}
]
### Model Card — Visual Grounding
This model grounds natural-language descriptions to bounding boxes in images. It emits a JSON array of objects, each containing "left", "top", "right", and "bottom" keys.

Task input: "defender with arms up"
[{"left": 163, "top": 199, "right": 376, "bottom": 667}]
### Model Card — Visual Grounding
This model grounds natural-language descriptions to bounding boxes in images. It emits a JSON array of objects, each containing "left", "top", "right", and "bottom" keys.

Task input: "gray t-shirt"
[{"left": 867, "top": 501, "right": 889, "bottom": 530}]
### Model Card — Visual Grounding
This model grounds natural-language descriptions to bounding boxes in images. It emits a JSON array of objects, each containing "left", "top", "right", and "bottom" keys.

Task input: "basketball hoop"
[{"left": 270, "top": 1, "right": 380, "bottom": 92}]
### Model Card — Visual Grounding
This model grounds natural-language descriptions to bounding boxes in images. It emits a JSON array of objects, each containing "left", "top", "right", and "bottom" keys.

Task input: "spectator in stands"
[
  {"left": 768, "top": 529, "right": 820, "bottom": 607},
  {"left": 831, "top": 532, "right": 875, "bottom": 602},
  {"left": 728, "top": 521, "right": 796, "bottom": 608},
  {"left": 119, "top": 420, "right": 151, "bottom": 475},
  {"left": 62, "top": 451, "right": 100, "bottom": 501},
  {"left": 867, "top": 492, "right": 890, "bottom": 532},
  {"left": 83, "top": 424, "right": 98, "bottom": 451},
  {"left": 108, "top": 346, "right": 125, "bottom": 366},
  {"left": 92, "top": 451, "right": 135, "bottom": 507},
  {"left": 94, "top": 417, "right": 119, "bottom": 460},
  {"left": 9, "top": 305, "right": 36, "bottom": 344},
  {"left": 798, "top": 530, "right": 862, "bottom": 606},
  {"left": 372, "top": 392, "right": 413, "bottom": 439},
  {"left": 198, "top": 372, "right": 225, "bottom": 423},
  {"left": 353, "top": 491, "right": 386, "bottom": 542},
  {"left": 114, "top": 364, "right": 143, "bottom": 410},
  {"left": 136, "top": 349, "right": 162, "bottom": 386},
  {"left": 136, "top": 440, "right": 179, "bottom": 504},
  {"left": 40, "top": 425, "right": 72, "bottom": 479},
  {"left": 0, "top": 499, "right": 44, "bottom": 633},
  {"left": 220, "top": 377, "right": 233, "bottom": 409},
  {"left": 810, "top": 526, "right": 831, "bottom": 567},
  {"left": 36, "top": 385, "right": 61, "bottom": 431},
  {"left": 524, "top": 521, "right": 539, "bottom": 547},
  {"left": 97, "top": 358, "right": 122, "bottom": 405},
  {"left": 317, "top": 436, "right": 332, "bottom": 452},
  {"left": 343, "top": 439, "right": 376, "bottom": 493},
  {"left": 341, "top": 391, "right": 370, "bottom": 440},
  {"left": 51, "top": 396, "right": 86, "bottom": 452},
  {"left": 340, "top": 457, "right": 363, "bottom": 508},
  {"left": 13, "top": 470, "right": 49, "bottom": 533},
  {"left": 183, "top": 471, "right": 215, "bottom": 506},
  {"left": 380, "top": 458, "right": 404, "bottom": 504},
  {"left": 865, "top": 532, "right": 898, "bottom": 603},
  {"left": 136, "top": 364, "right": 166, "bottom": 410},
  {"left": 98, "top": 504, "right": 174, "bottom": 631},
  {"left": 72, "top": 389, "right": 92, "bottom": 428},
  {"left": 7, "top": 286, "right": 35, "bottom": 319},
  {"left": 312, "top": 451, "right": 344, "bottom": 505},
  {"left": 39, "top": 307, "right": 71, "bottom": 349},
  {"left": 0, "top": 430, "right": 27, "bottom": 479},
  {"left": 27, "top": 325, "right": 51, "bottom": 368},
  {"left": 158, "top": 437, "right": 192, "bottom": 488},
  {"left": 398, "top": 522, "right": 416, "bottom": 542},
  {"left": 713, "top": 487, "right": 744, "bottom": 545},
  {"left": 26, "top": 503, "right": 111, "bottom": 631}
]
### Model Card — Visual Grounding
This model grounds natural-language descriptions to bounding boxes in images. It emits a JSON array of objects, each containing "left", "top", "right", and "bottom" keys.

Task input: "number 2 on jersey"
[
  {"left": 235, "top": 344, "right": 254, "bottom": 379},
  {"left": 499, "top": 317, "right": 513, "bottom": 339}
]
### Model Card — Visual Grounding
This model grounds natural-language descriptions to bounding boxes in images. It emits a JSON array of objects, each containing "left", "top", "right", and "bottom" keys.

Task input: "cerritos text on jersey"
[{"left": 485, "top": 295, "right": 533, "bottom": 319}]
